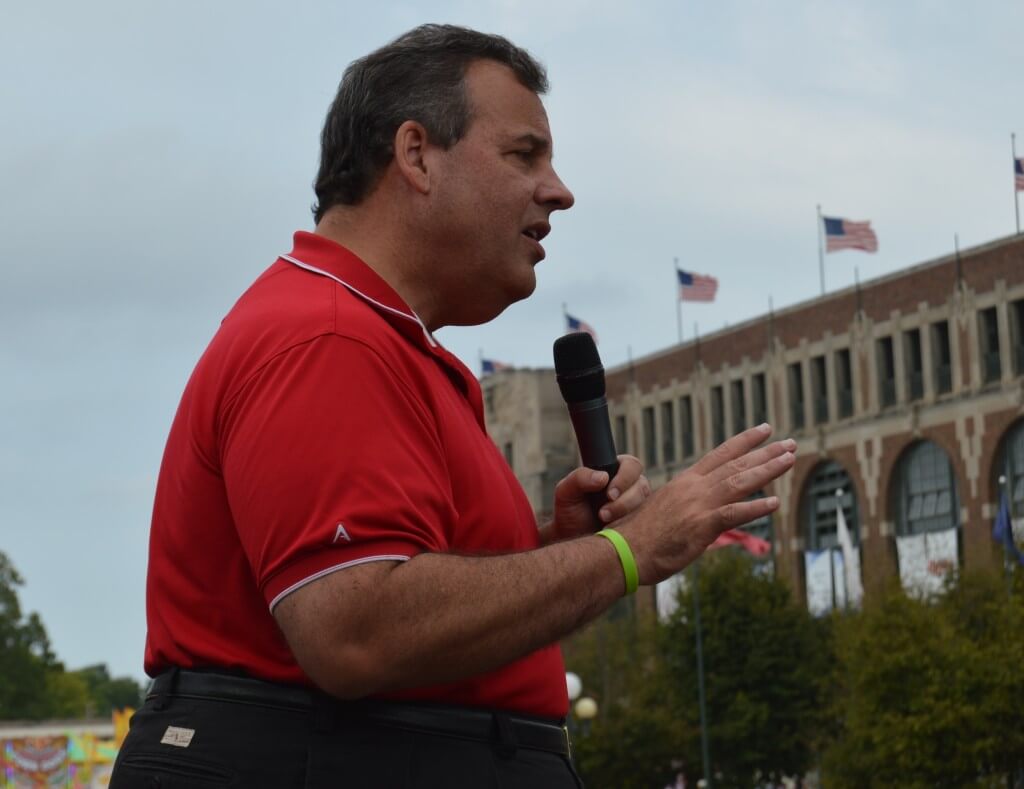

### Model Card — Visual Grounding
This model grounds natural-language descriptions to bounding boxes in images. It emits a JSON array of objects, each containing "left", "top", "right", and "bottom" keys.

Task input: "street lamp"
[
  {"left": 565, "top": 672, "right": 582, "bottom": 703},
  {"left": 574, "top": 696, "right": 598, "bottom": 735}
]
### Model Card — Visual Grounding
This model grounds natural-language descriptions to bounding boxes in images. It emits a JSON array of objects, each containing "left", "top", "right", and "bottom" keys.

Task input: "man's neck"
[{"left": 314, "top": 206, "right": 442, "bottom": 330}]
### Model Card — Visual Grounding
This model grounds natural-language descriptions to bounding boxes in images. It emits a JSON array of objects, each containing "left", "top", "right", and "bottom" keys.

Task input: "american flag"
[
  {"left": 708, "top": 528, "right": 771, "bottom": 557},
  {"left": 823, "top": 216, "right": 879, "bottom": 253},
  {"left": 1015, "top": 157, "right": 1024, "bottom": 191},
  {"left": 481, "top": 358, "right": 511, "bottom": 375},
  {"left": 677, "top": 269, "right": 718, "bottom": 302},
  {"left": 565, "top": 313, "right": 598, "bottom": 343}
]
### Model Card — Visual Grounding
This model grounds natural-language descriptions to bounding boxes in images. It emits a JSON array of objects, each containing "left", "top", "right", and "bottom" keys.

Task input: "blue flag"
[{"left": 993, "top": 492, "right": 1024, "bottom": 566}]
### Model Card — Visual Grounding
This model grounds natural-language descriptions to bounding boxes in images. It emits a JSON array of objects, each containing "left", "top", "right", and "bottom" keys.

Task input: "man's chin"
[{"left": 448, "top": 280, "right": 536, "bottom": 327}]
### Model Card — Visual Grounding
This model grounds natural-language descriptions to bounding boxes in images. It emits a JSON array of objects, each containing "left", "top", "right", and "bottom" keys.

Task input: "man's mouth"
[{"left": 521, "top": 222, "right": 551, "bottom": 243}]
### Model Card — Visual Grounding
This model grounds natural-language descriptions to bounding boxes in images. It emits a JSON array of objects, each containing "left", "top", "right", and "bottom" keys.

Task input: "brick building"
[{"left": 484, "top": 232, "right": 1024, "bottom": 611}]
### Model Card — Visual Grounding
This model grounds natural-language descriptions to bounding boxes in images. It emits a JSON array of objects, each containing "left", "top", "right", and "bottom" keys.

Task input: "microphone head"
[{"left": 553, "top": 332, "right": 605, "bottom": 402}]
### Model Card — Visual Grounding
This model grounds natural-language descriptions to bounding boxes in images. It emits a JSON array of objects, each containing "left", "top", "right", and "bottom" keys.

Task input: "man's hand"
[
  {"left": 616, "top": 423, "right": 795, "bottom": 585},
  {"left": 540, "top": 455, "right": 649, "bottom": 544}
]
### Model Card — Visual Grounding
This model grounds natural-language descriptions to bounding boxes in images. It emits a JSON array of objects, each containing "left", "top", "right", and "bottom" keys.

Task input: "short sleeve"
[{"left": 219, "top": 334, "right": 458, "bottom": 610}]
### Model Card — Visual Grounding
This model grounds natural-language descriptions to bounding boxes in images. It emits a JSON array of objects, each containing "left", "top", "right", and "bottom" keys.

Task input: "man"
[{"left": 112, "top": 24, "right": 795, "bottom": 788}]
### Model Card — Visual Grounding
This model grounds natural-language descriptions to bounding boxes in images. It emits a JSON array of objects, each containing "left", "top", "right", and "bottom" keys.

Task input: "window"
[
  {"left": 978, "top": 306, "right": 1001, "bottom": 384},
  {"left": 751, "top": 373, "right": 768, "bottom": 426},
  {"left": 680, "top": 395, "right": 695, "bottom": 459},
  {"left": 835, "top": 348, "right": 854, "bottom": 419},
  {"left": 731, "top": 379, "right": 747, "bottom": 433},
  {"left": 615, "top": 415, "right": 628, "bottom": 455},
  {"left": 895, "top": 441, "right": 959, "bottom": 535},
  {"left": 1010, "top": 299, "right": 1024, "bottom": 375},
  {"left": 661, "top": 401, "right": 676, "bottom": 466},
  {"left": 811, "top": 355, "right": 828, "bottom": 424},
  {"left": 503, "top": 442, "right": 514, "bottom": 468},
  {"left": 642, "top": 406, "right": 657, "bottom": 467},
  {"left": 876, "top": 336, "right": 896, "bottom": 407},
  {"left": 904, "top": 328, "right": 924, "bottom": 401},
  {"left": 788, "top": 362, "right": 805, "bottom": 431},
  {"left": 931, "top": 320, "right": 952, "bottom": 395},
  {"left": 998, "top": 421, "right": 1024, "bottom": 519},
  {"left": 711, "top": 386, "right": 726, "bottom": 446},
  {"left": 802, "top": 461, "right": 859, "bottom": 550}
]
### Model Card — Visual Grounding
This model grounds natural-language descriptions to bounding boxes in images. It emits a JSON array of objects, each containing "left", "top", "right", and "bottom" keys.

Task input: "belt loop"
[
  {"left": 152, "top": 667, "right": 180, "bottom": 711},
  {"left": 492, "top": 712, "right": 518, "bottom": 759}
]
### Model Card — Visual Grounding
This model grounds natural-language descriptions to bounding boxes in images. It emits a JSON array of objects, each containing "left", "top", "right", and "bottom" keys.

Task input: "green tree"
[
  {"left": 662, "top": 552, "right": 833, "bottom": 788},
  {"left": 564, "top": 552, "right": 831, "bottom": 788},
  {"left": 0, "top": 551, "right": 59, "bottom": 719},
  {"left": 0, "top": 551, "right": 144, "bottom": 721},
  {"left": 823, "top": 570, "right": 1024, "bottom": 788},
  {"left": 74, "top": 664, "right": 144, "bottom": 716},
  {"left": 565, "top": 613, "right": 694, "bottom": 789}
]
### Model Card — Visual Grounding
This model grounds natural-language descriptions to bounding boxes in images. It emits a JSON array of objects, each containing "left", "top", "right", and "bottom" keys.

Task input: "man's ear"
[{"left": 393, "top": 120, "right": 432, "bottom": 195}]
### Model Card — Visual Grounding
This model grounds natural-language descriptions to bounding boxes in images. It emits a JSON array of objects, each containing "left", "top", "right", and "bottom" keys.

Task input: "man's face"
[{"left": 424, "top": 60, "right": 575, "bottom": 326}]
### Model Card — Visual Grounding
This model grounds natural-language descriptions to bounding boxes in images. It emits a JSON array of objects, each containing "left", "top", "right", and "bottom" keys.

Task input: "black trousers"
[{"left": 110, "top": 674, "right": 584, "bottom": 788}]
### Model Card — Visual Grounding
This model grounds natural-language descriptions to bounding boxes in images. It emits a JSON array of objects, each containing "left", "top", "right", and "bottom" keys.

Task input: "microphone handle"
[{"left": 567, "top": 397, "right": 620, "bottom": 522}]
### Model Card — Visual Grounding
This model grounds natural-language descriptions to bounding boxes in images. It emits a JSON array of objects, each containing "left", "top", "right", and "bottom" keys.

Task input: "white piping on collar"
[{"left": 280, "top": 254, "right": 438, "bottom": 348}]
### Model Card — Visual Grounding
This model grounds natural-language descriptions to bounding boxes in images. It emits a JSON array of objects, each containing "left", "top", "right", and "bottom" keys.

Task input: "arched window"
[
  {"left": 801, "top": 461, "right": 861, "bottom": 614},
  {"left": 997, "top": 420, "right": 1024, "bottom": 518},
  {"left": 894, "top": 441, "right": 959, "bottom": 536},
  {"left": 802, "top": 461, "right": 859, "bottom": 550}
]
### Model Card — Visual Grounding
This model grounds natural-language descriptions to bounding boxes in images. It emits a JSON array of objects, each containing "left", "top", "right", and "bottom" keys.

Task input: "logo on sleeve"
[{"left": 333, "top": 523, "right": 352, "bottom": 543}]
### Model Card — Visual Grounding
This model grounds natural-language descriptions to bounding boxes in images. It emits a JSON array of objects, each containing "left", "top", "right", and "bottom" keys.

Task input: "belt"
[{"left": 148, "top": 670, "right": 570, "bottom": 758}]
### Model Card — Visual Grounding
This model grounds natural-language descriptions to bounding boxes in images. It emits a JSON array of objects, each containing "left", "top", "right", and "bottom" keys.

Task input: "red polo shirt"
[{"left": 144, "top": 232, "right": 568, "bottom": 718}]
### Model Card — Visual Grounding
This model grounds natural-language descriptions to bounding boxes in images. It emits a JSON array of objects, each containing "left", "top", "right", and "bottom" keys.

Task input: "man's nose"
[{"left": 538, "top": 167, "right": 575, "bottom": 212}]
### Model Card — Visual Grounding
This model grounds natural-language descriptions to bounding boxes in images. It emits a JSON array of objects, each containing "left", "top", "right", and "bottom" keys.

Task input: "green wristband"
[{"left": 596, "top": 529, "right": 639, "bottom": 595}]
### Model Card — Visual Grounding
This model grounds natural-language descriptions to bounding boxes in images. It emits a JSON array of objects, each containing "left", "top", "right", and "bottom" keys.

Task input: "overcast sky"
[{"left": 2, "top": 1, "right": 1021, "bottom": 683}]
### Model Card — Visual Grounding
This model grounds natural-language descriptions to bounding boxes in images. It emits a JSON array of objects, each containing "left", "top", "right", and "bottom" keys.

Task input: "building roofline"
[{"left": 607, "top": 231, "right": 1024, "bottom": 376}]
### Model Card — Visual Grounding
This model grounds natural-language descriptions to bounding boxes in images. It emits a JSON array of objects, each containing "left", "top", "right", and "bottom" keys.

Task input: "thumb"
[{"left": 556, "top": 468, "right": 609, "bottom": 501}]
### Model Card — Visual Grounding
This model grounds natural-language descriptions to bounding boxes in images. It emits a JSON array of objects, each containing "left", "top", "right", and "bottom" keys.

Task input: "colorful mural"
[{"left": 0, "top": 709, "right": 132, "bottom": 788}]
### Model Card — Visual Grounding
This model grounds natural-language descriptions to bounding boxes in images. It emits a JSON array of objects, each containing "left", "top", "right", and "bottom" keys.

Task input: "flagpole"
[
  {"left": 562, "top": 302, "right": 568, "bottom": 333},
  {"left": 817, "top": 204, "right": 825, "bottom": 296},
  {"left": 675, "top": 258, "right": 683, "bottom": 344},
  {"left": 954, "top": 233, "right": 963, "bottom": 291},
  {"left": 692, "top": 559, "right": 712, "bottom": 789},
  {"left": 854, "top": 267, "right": 862, "bottom": 318},
  {"left": 1013, "top": 133, "right": 1020, "bottom": 235}
]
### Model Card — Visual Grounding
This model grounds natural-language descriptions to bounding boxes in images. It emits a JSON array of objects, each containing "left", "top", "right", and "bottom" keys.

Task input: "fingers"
[
  {"left": 707, "top": 438, "right": 797, "bottom": 485},
  {"left": 555, "top": 467, "right": 610, "bottom": 501},
  {"left": 606, "top": 455, "right": 643, "bottom": 502},
  {"left": 715, "top": 450, "right": 795, "bottom": 502},
  {"left": 691, "top": 423, "right": 773, "bottom": 476},
  {"left": 714, "top": 496, "right": 781, "bottom": 530},
  {"left": 598, "top": 474, "right": 651, "bottom": 524}
]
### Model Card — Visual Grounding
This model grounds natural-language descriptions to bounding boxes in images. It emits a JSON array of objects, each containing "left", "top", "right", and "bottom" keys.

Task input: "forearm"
[{"left": 317, "top": 534, "right": 624, "bottom": 698}]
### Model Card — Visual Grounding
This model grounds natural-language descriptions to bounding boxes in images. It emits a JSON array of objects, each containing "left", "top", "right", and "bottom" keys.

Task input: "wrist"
[{"left": 595, "top": 528, "right": 639, "bottom": 595}]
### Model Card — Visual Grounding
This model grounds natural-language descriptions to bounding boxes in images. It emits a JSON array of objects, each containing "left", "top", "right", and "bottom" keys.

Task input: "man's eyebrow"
[{"left": 510, "top": 132, "right": 552, "bottom": 154}]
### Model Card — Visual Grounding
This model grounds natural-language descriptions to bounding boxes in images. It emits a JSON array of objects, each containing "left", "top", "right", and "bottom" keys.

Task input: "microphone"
[{"left": 553, "top": 333, "right": 620, "bottom": 513}]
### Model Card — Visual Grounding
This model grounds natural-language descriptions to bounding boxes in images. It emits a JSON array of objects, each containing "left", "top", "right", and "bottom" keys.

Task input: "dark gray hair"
[{"left": 312, "top": 24, "right": 548, "bottom": 221}]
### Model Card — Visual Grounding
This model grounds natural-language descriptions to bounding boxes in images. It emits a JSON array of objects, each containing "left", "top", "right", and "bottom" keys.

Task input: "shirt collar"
[{"left": 280, "top": 231, "right": 486, "bottom": 426}]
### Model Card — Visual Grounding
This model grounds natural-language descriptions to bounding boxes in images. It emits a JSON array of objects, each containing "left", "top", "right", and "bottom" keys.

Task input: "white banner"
[
  {"left": 656, "top": 572, "right": 687, "bottom": 622},
  {"left": 805, "top": 550, "right": 833, "bottom": 616},
  {"left": 897, "top": 527, "right": 958, "bottom": 597},
  {"left": 806, "top": 547, "right": 862, "bottom": 615}
]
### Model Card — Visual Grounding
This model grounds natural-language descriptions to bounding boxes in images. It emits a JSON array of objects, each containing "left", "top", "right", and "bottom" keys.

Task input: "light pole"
[
  {"left": 574, "top": 696, "right": 598, "bottom": 736},
  {"left": 999, "top": 474, "right": 1013, "bottom": 597},
  {"left": 692, "top": 560, "right": 712, "bottom": 789}
]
